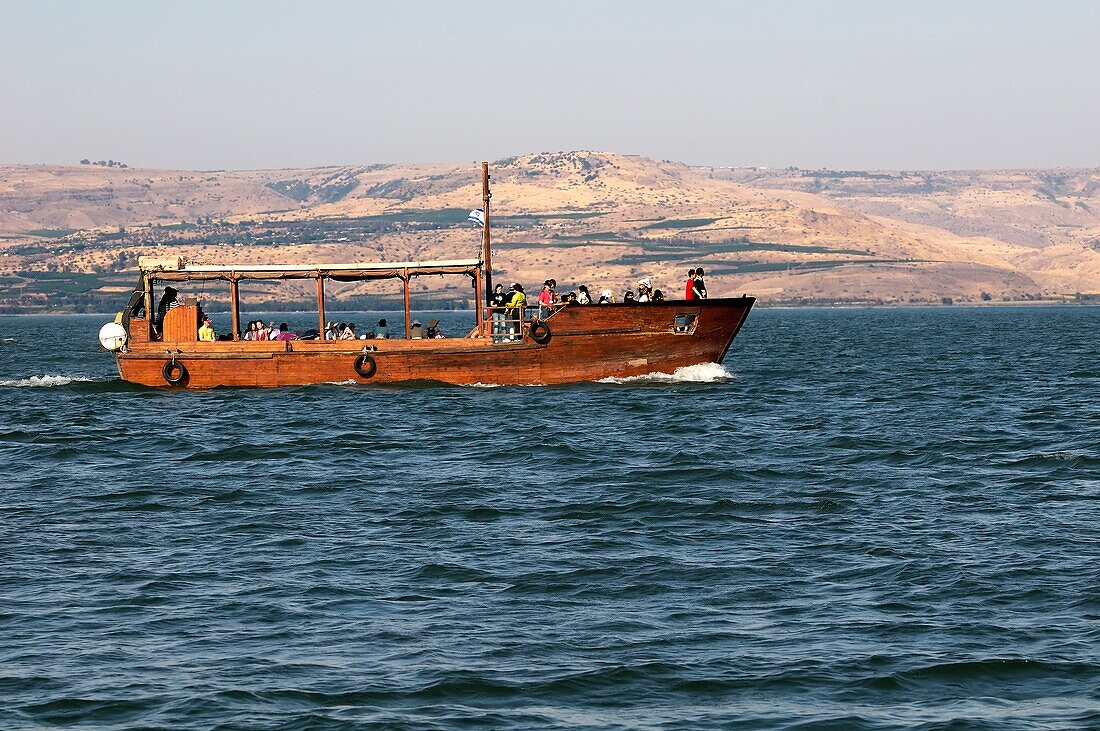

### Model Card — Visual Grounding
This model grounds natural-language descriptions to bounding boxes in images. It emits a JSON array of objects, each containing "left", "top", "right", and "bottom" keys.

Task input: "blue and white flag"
[{"left": 467, "top": 208, "right": 485, "bottom": 226}]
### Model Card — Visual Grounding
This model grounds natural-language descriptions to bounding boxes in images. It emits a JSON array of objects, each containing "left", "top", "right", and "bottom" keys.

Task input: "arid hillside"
[{"left": 2, "top": 153, "right": 1099, "bottom": 312}]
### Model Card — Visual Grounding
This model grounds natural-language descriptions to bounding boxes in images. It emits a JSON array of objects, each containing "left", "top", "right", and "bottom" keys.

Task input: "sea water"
[{"left": 0, "top": 307, "right": 1097, "bottom": 729}]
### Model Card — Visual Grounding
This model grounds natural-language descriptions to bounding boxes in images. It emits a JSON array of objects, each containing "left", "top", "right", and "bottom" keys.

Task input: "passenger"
[
  {"left": 563, "top": 292, "right": 577, "bottom": 304},
  {"left": 637, "top": 278, "right": 653, "bottom": 303},
  {"left": 255, "top": 319, "right": 268, "bottom": 341},
  {"left": 427, "top": 318, "right": 444, "bottom": 338},
  {"left": 365, "top": 330, "right": 376, "bottom": 339},
  {"left": 274, "top": 322, "right": 298, "bottom": 341},
  {"left": 155, "top": 286, "right": 182, "bottom": 330},
  {"left": 198, "top": 316, "right": 216, "bottom": 342},
  {"left": 489, "top": 284, "right": 507, "bottom": 340},
  {"left": 577, "top": 285, "right": 592, "bottom": 305},
  {"left": 325, "top": 321, "right": 338, "bottom": 340},
  {"left": 694, "top": 268, "right": 708, "bottom": 300},
  {"left": 686, "top": 268, "right": 697, "bottom": 300},
  {"left": 410, "top": 320, "right": 425, "bottom": 339},
  {"left": 376, "top": 318, "right": 389, "bottom": 339},
  {"left": 243, "top": 321, "right": 255, "bottom": 341},
  {"left": 598, "top": 289, "right": 615, "bottom": 304},
  {"left": 537, "top": 280, "right": 555, "bottom": 320},
  {"left": 268, "top": 322, "right": 280, "bottom": 340},
  {"left": 340, "top": 323, "right": 356, "bottom": 340},
  {"left": 623, "top": 290, "right": 636, "bottom": 303},
  {"left": 505, "top": 283, "right": 526, "bottom": 340},
  {"left": 652, "top": 288, "right": 666, "bottom": 302}
]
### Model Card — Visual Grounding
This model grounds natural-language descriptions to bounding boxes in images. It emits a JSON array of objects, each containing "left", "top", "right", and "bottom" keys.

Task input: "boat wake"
[
  {"left": 597, "top": 362, "right": 733, "bottom": 385},
  {"left": 0, "top": 375, "right": 95, "bottom": 388}
]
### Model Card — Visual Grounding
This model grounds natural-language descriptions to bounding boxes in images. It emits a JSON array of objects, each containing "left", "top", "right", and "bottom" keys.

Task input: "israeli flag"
[{"left": 467, "top": 208, "right": 485, "bottom": 226}]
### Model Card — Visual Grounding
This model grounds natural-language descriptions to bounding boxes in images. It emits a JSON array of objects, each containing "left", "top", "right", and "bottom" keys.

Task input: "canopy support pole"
[
  {"left": 230, "top": 277, "right": 240, "bottom": 340},
  {"left": 143, "top": 275, "right": 152, "bottom": 331},
  {"left": 316, "top": 276, "right": 326, "bottom": 337},
  {"left": 402, "top": 269, "right": 412, "bottom": 339},
  {"left": 474, "top": 270, "right": 484, "bottom": 335}
]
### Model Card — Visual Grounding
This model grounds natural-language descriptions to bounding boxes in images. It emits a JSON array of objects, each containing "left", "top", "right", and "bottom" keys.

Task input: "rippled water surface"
[{"left": 1, "top": 307, "right": 1098, "bottom": 729}]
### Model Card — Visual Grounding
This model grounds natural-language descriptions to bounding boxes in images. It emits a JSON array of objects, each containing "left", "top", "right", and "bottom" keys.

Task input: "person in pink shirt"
[
  {"left": 274, "top": 322, "right": 298, "bottom": 341},
  {"left": 537, "top": 280, "right": 555, "bottom": 320}
]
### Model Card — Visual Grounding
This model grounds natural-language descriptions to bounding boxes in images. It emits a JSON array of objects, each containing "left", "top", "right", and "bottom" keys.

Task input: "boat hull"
[{"left": 116, "top": 298, "right": 754, "bottom": 387}]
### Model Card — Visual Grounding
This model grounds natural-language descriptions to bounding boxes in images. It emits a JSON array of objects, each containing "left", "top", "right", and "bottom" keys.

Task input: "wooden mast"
[
  {"left": 481, "top": 161, "right": 492, "bottom": 316},
  {"left": 316, "top": 276, "right": 326, "bottom": 336}
]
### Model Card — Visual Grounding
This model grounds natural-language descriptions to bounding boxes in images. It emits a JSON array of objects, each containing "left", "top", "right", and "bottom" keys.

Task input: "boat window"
[{"left": 673, "top": 313, "right": 697, "bottom": 333}]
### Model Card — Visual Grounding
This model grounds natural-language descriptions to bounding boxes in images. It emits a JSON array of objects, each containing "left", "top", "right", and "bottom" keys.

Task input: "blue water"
[{"left": 0, "top": 307, "right": 1098, "bottom": 729}]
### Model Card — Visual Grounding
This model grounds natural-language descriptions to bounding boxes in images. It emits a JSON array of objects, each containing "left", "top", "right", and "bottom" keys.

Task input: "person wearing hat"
[
  {"left": 324, "top": 321, "right": 338, "bottom": 340},
  {"left": 409, "top": 320, "right": 425, "bottom": 339},
  {"left": 427, "top": 318, "right": 444, "bottom": 339},
  {"left": 636, "top": 278, "right": 653, "bottom": 303},
  {"left": 198, "top": 316, "right": 216, "bottom": 342},
  {"left": 537, "top": 280, "right": 555, "bottom": 321},
  {"left": 505, "top": 283, "right": 526, "bottom": 340}
]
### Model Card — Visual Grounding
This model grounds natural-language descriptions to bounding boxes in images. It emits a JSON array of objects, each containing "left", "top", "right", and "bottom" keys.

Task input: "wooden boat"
[{"left": 100, "top": 164, "right": 755, "bottom": 387}]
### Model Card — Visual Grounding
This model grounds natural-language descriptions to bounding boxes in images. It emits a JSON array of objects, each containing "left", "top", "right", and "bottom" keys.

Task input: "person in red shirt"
[{"left": 685, "top": 269, "right": 697, "bottom": 300}]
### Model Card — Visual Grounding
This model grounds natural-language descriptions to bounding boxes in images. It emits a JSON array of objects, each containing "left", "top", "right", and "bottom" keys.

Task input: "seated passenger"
[
  {"left": 325, "top": 321, "right": 338, "bottom": 340},
  {"left": 410, "top": 320, "right": 424, "bottom": 339},
  {"left": 636, "top": 279, "right": 653, "bottom": 302},
  {"left": 274, "top": 322, "right": 298, "bottom": 341},
  {"left": 623, "top": 290, "right": 636, "bottom": 303},
  {"left": 652, "top": 288, "right": 666, "bottom": 302},
  {"left": 340, "top": 323, "right": 356, "bottom": 340},
  {"left": 198, "top": 317, "right": 216, "bottom": 341},
  {"left": 427, "top": 318, "right": 444, "bottom": 338},
  {"left": 376, "top": 319, "right": 389, "bottom": 339},
  {"left": 598, "top": 289, "right": 615, "bottom": 304},
  {"left": 576, "top": 285, "right": 592, "bottom": 305},
  {"left": 255, "top": 319, "right": 269, "bottom": 341}
]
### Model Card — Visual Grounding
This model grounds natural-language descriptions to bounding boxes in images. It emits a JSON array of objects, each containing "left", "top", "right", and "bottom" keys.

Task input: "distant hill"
[{"left": 2, "top": 152, "right": 1099, "bottom": 312}]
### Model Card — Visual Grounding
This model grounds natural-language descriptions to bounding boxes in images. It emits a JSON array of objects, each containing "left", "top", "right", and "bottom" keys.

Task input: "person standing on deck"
[
  {"left": 537, "top": 280, "right": 556, "bottom": 320},
  {"left": 685, "top": 269, "right": 697, "bottom": 301},
  {"left": 489, "top": 284, "right": 507, "bottom": 341},
  {"left": 155, "top": 286, "right": 182, "bottom": 331},
  {"left": 505, "top": 283, "right": 526, "bottom": 341},
  {"left": 693, "top": 268, "right": 708, "bottom": 300}
]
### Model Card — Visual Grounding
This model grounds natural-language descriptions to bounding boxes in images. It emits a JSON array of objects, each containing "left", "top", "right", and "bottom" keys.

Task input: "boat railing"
[{"left": 481, "top": 304, "right": 550, "bottom": 341}]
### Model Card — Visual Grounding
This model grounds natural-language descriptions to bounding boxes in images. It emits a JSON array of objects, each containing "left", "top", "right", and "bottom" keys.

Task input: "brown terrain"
[{"left": 2, "top": 152, "right": 1099, "bottom": 312}]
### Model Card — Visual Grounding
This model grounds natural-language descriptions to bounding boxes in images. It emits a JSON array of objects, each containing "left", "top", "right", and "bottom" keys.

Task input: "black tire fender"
[
  {"left": 163, "top": 359, "right": 187, "bottom": 386},
  {"left": 529, "top": 321, "right": 552, "bottom": 345},
  {"left": 354, "top": 354, "right": 377, "bottom": 378}
]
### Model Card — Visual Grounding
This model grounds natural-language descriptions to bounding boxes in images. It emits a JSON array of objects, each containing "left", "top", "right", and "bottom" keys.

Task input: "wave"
[
  {"left": 0, "top": 375, "right": 95, "bottom": 388},
  {"left": 597, "top": 362, "right": 733, "bottom": 385}
]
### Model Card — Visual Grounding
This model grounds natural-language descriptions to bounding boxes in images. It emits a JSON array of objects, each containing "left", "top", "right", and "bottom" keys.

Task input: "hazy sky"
[{"left": 2, "top": 0, "right": 1098, "bottom": 170}]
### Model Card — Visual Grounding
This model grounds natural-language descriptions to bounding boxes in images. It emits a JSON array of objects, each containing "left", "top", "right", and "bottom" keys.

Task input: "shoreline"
[{"left": 2, "top": 301, "right": 1097, "bottom": 317}]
